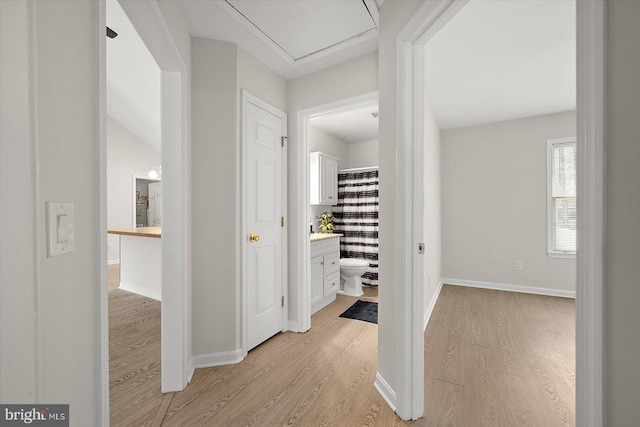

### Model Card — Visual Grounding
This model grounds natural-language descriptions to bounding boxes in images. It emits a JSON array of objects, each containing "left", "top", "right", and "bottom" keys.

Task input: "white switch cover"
[
  {"left": 47, "top": 202, "right": 74, "bottom": 257},
  {"left": 515, "top": 260, "right": 523, "bottom": 270}
]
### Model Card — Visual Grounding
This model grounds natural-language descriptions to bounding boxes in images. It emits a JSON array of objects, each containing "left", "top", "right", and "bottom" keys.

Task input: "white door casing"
[{"left": 242, "top": 91, "right": 287, "bottom": 353}]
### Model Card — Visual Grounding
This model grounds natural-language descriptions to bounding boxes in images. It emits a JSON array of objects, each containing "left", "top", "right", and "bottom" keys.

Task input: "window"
[{"left": 547, "top": 137, "right": 577, "bottom": 257}]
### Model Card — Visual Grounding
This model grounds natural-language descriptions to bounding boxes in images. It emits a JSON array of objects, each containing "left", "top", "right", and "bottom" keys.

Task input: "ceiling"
[
  {"left": 310, "top": 104, "right": 379, "bottom": 144},
  {"left": 182, "top": 0, "right": 381, "bottom": 80},
  {"left": 424, "top": 0, "right": 576, "bottom": 130},
  {"left": 106, "top": 0, "right": 161, "bottom": 151}
]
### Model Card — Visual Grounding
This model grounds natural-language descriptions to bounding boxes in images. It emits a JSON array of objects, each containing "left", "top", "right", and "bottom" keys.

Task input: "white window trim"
[{"left": 547, "top": 136, "right": 577, "bottom": 258}]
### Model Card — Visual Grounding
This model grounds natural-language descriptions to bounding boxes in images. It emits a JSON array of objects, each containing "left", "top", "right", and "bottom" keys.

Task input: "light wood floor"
[
  {"left": 109, "top": 271, "right": 575, "bottom": 426},
  {"left": 423, "top": 285, "right": 575, "bottom": 426},
  {"left": 108, "top": 264, "right": 164, "bottom": 427}
]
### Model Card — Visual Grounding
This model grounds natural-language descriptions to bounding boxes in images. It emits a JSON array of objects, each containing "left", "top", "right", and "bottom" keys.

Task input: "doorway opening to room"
[
  {"left": 298, "top": 92, "right": 379, "bottom": 332},
  {"left": 105, "top": 1, "right": 164, "bottom": 424},
  {"left": 423, "top": 1, "right": 577, "bottom": 423},
  {"left": 98, "top": 0, "right": 189, "bottom": 424}
]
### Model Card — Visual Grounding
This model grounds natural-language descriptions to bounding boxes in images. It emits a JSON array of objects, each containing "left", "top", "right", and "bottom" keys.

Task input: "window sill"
[{"left": 548, "top": 252, "right": 576, "bottom": 259}]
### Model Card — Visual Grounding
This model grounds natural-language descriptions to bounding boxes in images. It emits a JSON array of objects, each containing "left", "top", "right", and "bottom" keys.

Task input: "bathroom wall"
[
  {"left": 441, "top": 111, "right": 577, "bottom": 293},
  {"left": 106, "top": 116, "right": 161, "bottom": 263},
  {"left": 308, "top": 124, "right": 349, "bottom": 232},
  {"left": 347, "top": 139, "right": 379, "bottom": 169}
]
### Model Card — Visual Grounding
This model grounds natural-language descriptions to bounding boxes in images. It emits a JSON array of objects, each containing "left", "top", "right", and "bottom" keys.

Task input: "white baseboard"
[
  {"left": 107, "top": 259, "right": 120, "bottom": 265},
  {"left": 424, "top": 279, "right": 444, "bottom": 331},
  {"left": 193, "top": 349, "right": 244, "bottom": 369},
  {"left": 442, "top": 278, "right": 576, "bottom": 299},
  {"left": 186, "top": 358, "right": 195, "bottom": 384},
  {"left": 374, "top": 372, "right": 397, "bottom": 413},
  {"left": 119, "top": 281, "right": 161, "bottom": 301}
]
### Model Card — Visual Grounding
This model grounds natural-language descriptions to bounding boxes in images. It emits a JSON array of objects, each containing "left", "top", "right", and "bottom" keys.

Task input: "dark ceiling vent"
[{"left": 107, "top": 27, "right": 118, "bottom": 39}]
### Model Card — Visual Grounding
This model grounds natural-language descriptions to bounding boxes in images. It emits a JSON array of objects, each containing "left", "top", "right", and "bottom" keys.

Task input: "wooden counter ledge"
[{"left": 108, "top": 227, "right": 161, "bottom": 238}]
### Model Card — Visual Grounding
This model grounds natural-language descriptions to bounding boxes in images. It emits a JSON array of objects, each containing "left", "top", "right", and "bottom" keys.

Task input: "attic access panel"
[{"left": 226, "top": 0, "right": 377, "bottom": 61}]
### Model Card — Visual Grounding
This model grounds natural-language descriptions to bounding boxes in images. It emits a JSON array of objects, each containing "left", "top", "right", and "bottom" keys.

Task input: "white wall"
[
  {"left": 191, "top": 38, "right": 287, "bottom": 358},
  {"left": 441, "top": 111, "right": 576, "bottom": 293},
  {"left": 347, "top": 139, "right": 379, "bottom": 169},
  {"left": 423, "top": 96, "right": 441, "bottom": 321},
  {"left": 155, "top": 0, "right": 194, "bottom": 381},
  {"left": 378, "top": 0, "right": 424, "bottom": 399},
  {"left": 0, "top": 0, "right": 193, "bottom": 421},
  {"left": 107, "top": 117, "right": 161, "bottom": 263},
  {"left": 606, "top": 1, "right": 640, "bottom": 424},
  {"left": 0, "top": 0, "right": 38, "bottom": 403},
  {"left": 308, "top": 125, "right": 349, "bottom": 170},
  {"left": 192, "top": 38, "right": 238, "bottom": 356},
  {"left": 287, "top": 51, "right": 378, "bottom": 322},
  {"left": 0, "top": 0, "right": 100, "bottom": 422},
  {"left": 308, "top": 124, "right": 349, "bottom": 231}
]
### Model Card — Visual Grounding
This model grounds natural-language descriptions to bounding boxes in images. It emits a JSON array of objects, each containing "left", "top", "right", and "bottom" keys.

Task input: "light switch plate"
[{"left": 47, "top": 202, "right": 75, "bottom": 257}]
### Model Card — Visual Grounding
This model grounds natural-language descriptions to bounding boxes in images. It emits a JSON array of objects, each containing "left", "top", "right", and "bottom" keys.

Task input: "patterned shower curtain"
[{"left": 333, "top": 168, "right": 379, "bottom": 286}]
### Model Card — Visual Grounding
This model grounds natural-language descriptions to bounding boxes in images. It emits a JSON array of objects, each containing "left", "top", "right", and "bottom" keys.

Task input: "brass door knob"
[{"left": 249, "top": 233, "right": 260, "bottom": 242}]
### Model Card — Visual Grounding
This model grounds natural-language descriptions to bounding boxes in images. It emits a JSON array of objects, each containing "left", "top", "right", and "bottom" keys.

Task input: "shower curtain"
[{"left": 333, "top": 168, "right": 379, "bottom": 286}]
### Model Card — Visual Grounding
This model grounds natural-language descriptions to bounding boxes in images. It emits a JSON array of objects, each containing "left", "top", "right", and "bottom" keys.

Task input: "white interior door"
[
  {"left": 246, "top": 100, "right": 285, "bottom": 351},
  {"left": 148, "top": 181, "right": 162, "bottom": 227}
]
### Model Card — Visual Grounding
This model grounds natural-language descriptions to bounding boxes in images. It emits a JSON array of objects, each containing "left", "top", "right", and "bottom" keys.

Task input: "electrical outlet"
[{"left": 515, "top": 260, "right": 523, "bottom": 270}]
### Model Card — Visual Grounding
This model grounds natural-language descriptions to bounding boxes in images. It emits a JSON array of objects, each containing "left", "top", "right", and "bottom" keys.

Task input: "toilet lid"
[{"left": 340, "top": 258, "right": 369, "bottom": 267}]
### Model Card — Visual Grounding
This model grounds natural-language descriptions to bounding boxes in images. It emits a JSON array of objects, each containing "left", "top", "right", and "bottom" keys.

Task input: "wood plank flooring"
[
  {"left": 422, "top": 285, "right": 575, "bottom": 427},
  {"left": 109, "top": 272, "right": 575, "bottom": 426},
  {"left": 108, "top": 264, "right": 165, "bottom": 427}
]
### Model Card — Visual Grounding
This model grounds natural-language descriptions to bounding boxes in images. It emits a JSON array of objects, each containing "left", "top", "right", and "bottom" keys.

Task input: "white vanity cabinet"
[
  {"left": 310, "top": 152, "right": 338, "bottom": 205},
  {"left": 310, "top": 236, "right": 341, "bottom": 314}
]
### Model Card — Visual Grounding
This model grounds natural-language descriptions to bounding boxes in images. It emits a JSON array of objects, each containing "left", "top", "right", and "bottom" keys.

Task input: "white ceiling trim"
[{"left": 213, "top": 0, "right": 379, "bottom": 68}]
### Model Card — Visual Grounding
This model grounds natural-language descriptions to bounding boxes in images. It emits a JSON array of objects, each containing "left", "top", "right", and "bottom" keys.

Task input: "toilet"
[{"left": 338, "top": 258, "right": 369, "bottom": 297}]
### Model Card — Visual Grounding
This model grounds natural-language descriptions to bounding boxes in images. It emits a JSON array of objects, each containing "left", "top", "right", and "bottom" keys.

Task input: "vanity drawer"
[
  {"left": 323, "top": 272, "right": 340, "bottom": 296},
  {"left": 323, "top": 252, "right": 340, "bottom": 276}
]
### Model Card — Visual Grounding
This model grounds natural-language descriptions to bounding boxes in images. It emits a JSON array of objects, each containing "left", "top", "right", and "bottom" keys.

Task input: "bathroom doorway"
[{"left": 297, "top": 91, "right": 379, "bottom": 330}]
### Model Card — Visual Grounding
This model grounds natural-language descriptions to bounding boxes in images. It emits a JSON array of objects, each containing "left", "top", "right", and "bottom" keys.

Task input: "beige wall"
[
  {"left": 606, "top": 1, "right": 640, "bottom": 424},
  {"left": 287, "top": 51, "right": 378, "bottom": 322},
  {"left": 106, "top": 117, "right": 161, "bottom": 263},
  {"left": 191, "top": 38, "right": 288, "bottom": 356},
  {"left": 441, "top": 111, "right": 576, "bottom": 293},
  {"left": 347, "top": 139, "right": 379, "bottom": 169}
]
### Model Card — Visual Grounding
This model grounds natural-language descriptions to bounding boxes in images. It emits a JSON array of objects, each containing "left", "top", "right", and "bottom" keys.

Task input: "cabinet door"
[
  {"left": 319, "top": 155, "right": 338, "bottom": 205},
  {"left": 310, "top": 256, "right": 324, "bottom": 308},
  {"left": 320, "top": 155, "right": 330, "bottom": 204},
  {"left": 326, "top": 157, "right": 338, "bottom": 205}
]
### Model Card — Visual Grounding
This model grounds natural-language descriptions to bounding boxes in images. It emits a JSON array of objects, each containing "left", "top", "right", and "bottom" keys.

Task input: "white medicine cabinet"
[{"left": 310, "top": 152, "right": 338, "bottom": 206}]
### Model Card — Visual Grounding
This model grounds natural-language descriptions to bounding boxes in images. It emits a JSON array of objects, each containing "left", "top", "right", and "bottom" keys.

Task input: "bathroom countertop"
[
  {"left": 108, "top": 227, "right": 161, "bottom": 238},
  {"left": 310, "top": 233, "right": 343, "bottom": 242}
]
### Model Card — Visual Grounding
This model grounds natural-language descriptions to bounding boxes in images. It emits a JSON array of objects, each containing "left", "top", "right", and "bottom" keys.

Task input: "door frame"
[
  {"left": 96, "top": 0, "right": 190, "bottom": 423},
  {"left": 394, "top": 0, "right": 605, "bottom": 423},
  {"left": 295, "top": 91, "right": 379, "bottom": 333},
  {"left": 241, "top": 90, "right": 288, "bottom": 358}
]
